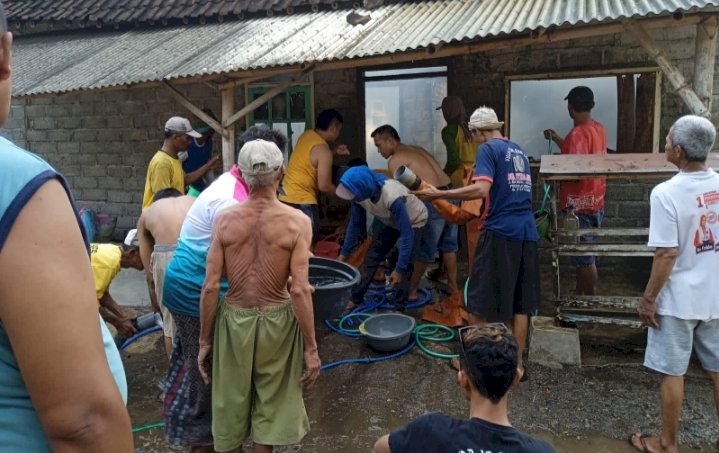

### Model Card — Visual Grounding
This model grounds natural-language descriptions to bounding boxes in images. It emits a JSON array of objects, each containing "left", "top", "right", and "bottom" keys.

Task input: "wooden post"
[
  {"left": 160, "top": 81, "right": 226, "bottom": 137},
  {"left": 623, "top": 20, "right": 709, "bottom": 117},
  {"left": 221, "top": 87, "right": 235, "bottom": 171},
  {"left": 694, "top": 16, "right": 718, "bottom": 116},
  {"left": 616, "top": 75, "right": 636, "bottom": 153}
]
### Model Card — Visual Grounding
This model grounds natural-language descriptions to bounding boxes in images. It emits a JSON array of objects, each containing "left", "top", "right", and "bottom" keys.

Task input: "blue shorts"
[
  {"left": 414, "top": 202, "right": 459, "bottom": 263},
  {"left": 644, "top": 315, "right": 719, "bottom": 375},
  {"left": 570, "top": 209, "right": 604, "bottom": 267}
]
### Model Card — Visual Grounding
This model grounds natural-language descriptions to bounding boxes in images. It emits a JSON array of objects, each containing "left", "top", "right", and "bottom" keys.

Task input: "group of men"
[{"left": 99, "top": 86, "right": 717, "bottom": 453}]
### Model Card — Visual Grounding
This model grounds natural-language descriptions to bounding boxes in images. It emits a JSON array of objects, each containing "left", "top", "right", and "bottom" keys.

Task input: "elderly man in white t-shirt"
[{"left": 630, "top": 115, "right": 719, "bottom": 453}]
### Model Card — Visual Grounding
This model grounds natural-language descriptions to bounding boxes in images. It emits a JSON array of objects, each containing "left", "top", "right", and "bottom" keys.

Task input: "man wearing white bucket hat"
[{"left": 414, "top": 106, "right": 540, "bottom": 377}]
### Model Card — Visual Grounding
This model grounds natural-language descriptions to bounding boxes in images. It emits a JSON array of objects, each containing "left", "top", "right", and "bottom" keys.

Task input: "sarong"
[
  {"left": 163, "top": 314, "right": 213, "bottom": 447},
  {"left": 212, "top": 300, "right": 308, "bottom": 452}
]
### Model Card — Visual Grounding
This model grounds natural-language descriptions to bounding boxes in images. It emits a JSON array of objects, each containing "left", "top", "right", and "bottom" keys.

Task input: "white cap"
[
  {"left": 165, "top": 116, "right": 202, "bottom": 138},
  {"left": 468, "top": 106, "right": 504, "bottom": 131},
  {"left": 335, "top": 183, "right": 356, "bottom": 201},
  {"left": 238, "top": 140, "right": 283, "bottom": 176},
  {"left": 124, "top": 229, "right": 139, "bottom": 247}
]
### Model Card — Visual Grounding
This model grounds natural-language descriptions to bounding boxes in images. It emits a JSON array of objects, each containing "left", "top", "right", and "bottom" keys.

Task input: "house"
[{"left": 6, "top": 0, "right": 719, "bottom": 237}]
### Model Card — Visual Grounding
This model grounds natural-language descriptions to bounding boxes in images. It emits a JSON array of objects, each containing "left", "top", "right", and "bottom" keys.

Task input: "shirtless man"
[
  {"left": 372, "top": 124, "right": 460, "bottom": 301},
  {"left": 136, "top": 188, "right": 195, "bottom": 358},
  {"left": 198, "top": 140, "right": 320, "bottom": 453}
]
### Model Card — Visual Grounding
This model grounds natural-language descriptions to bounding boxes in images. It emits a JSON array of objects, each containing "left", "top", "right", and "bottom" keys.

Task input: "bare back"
[
  {"left": 213, "top": 197, "right": 312, "bottom": 308},
  {"left": 389, "top": 144, "right": 451, "bottom": 187},
  {"left": 142, "top": 196, "right": 195, "bottom": 245}
]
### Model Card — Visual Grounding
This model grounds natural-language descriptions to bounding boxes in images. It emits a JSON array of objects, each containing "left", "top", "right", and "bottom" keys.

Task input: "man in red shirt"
[{"left": 545, "top": 86, "right": 607, "bottom": 295}]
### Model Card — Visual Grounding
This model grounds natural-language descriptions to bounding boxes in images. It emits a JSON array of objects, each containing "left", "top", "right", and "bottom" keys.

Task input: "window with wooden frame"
[
  {"left": 505, "top": 68, "right": 662, "bottom": 161},
  {"left": 363, "top": 66, "right": 448, "bottom": 170}
]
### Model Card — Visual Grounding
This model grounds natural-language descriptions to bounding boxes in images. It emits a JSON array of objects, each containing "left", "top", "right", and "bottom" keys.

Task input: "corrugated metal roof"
[{"left": 12, "top": 0, "right": 719, "bottom": 96}]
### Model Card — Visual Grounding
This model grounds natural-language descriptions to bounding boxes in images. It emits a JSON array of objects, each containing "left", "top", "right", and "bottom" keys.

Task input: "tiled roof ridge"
[{"left": 5, "top": 0, "right": 391, "bottom": 30}]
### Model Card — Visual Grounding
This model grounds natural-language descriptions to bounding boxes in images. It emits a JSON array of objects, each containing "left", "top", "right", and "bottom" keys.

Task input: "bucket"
[
  {"left": 308, "top": 256, "right": 360, "bottom": 323},
  {"left": 359, "top": 313, "right": 416, "bottom": 352}
]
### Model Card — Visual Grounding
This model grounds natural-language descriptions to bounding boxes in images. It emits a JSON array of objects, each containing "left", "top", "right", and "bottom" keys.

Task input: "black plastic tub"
[{"left": 308, "top": 256, "right": 361, "bottom": 323}]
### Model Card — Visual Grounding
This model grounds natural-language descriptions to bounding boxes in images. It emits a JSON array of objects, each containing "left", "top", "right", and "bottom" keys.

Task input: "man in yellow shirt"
[
  {"left": 142, "top": 116, "right": 206, "bottom": 209},
  {"left": 91, "top": 230, "right": 144, "bottom": 340},
  {"left": 279, "top": 109, "right": 350, "bottom": 243}
]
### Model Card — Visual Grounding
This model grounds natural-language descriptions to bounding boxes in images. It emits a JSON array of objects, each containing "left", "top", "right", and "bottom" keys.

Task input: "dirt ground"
[{"left": 123, "top": 257, "right": 718, "bottom": 452}]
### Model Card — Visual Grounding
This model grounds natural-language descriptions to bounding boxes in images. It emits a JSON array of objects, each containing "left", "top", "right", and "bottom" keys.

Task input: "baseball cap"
[
  {"left": 335, "top": 183, "right": 356, "bottom": 201},
  {"left": 238, "top": 139, "right": 283, "bottom": 176},
  {"left": 165, "top": 116, "right": 202, "bottom": 138},
  {"left": 194, "top": 121, "right": 213, "bottom": 134},
  {"left": 564, "top": 86, "right": 595, "bottom": 110},
  {"left": 124, "top": 229, "right": 139, "bottom": 247}
]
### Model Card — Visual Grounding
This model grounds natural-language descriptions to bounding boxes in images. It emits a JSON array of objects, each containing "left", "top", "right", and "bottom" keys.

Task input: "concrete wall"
[{"left": 5, "top": 24, "right": 716, "bottom": 237}]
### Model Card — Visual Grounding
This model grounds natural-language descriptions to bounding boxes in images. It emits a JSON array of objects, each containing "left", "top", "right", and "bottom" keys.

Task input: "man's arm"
[
  {"left": 373, "top": 434, "right": 391, "bottom": 453},
  {"left": 185, "top": 154, "right": 221, "bottom": 186},
  {"left": 99, "top": 292, "right": 137, "bottom": 338},
  {"left": 136, "top": 215, "right": 160, "bottom": 313},
  {"left": 313, "top": 144, "right": 337, "bottom": 195},
  {"left": 543, "top": 129, "right": 564, "bottom": 148},
  {"left": 639, "top": 247, "right": 678, "bottom": 328},
  {"left": 289, "top": 214, "right": 321, "bottom": 386},
  {"left": 413, "top": 178, "right": 491, "bottom": 202},
  {"left": 198, "top": 220, "right": 225, "bottom": 384},
  {"left": 0, "top": 179, "right": 133, "bottom": 452},
  {"left": 339, "top": 203, "right": 367, "bottom": 260}
]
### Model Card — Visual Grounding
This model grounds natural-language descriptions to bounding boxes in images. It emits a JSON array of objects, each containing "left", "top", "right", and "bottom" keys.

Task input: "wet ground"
[{"left": 119, "top": 256, "right": 718, "bottom": 452}]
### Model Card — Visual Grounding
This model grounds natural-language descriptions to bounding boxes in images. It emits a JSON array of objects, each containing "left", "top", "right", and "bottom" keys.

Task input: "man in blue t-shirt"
[
  {"left": 373, "top": 323, "right": 555, "bottom": 453},
  {"left": 182, "top": 110, "right": 221, "bottom": 193},
  {"left": 414, "top": 106, "right": 540, "bottom": 376}
]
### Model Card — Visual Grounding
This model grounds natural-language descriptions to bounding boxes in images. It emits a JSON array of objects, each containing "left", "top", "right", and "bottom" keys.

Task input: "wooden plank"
[
  {"left": 555, "top": 227, "right": 648, "bottom": 237},
  {"left": 616, "top": 74, "right": 636, "bottom": 153},
  {"left": 557, "top": 312, "right": 643, "bottom": 328},
  {"left": 160, "top": 81, "right": 226, "bottom": 137},
  {"left": 557, "top": 244, "right": 654, "bottom": 256},
  {"left": 635, "top": 72, "right": 656, "bottom": 154},
  {"left": 221, "top": 87, "right": 235, "bottom": 171},
  {"left": 539, "top": 152, "right": 719, "bottom": 178},
  {"left": 558, "top": 295, "right": 641, "bottom": 311}
]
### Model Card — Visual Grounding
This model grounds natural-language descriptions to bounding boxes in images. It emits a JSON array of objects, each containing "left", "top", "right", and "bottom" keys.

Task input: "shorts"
[
  {"left": 570, "top": 209, "right": 603, "bottom": 266},
  {"left": 644, "top": 315, "right": 719, "bottom": 376},
  {"left": 212, "top": 300, "right": 309, "bottom": 451},
  {"left": 283, "top": 202, "right": 319, "bottom": 244},
  {"left": 415, "top": 200, "right": 459, "bottom": 263},
  {"left": 151, "top": 244, "right": 177, "bottom": 339},
  {"left": 466, "top": 230, "right": 541, "bottom": 321}
]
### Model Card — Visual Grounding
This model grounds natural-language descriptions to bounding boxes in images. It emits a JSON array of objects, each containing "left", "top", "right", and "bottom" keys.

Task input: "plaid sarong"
[{"left": 163, "top": 314, "right": 213, "bottom": 447}]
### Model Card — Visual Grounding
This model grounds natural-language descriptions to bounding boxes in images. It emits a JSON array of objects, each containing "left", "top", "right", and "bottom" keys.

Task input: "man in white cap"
[
  {"left": 141, "top": 116, "right": 202, "bottom": 209},
  {"left": 91, "top": 230, "right": 144, "bottom": 341},
  {"left": 414, "top": 106, "right": 540, "bottom": 378},
  {"left": 198, "top": 140, "right": 320, "bottom": 453}
]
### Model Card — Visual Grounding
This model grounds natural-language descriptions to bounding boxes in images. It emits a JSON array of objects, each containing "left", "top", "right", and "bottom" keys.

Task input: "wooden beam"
[
  {"left": 160, "top": 81, "right": 227, "bottom": 137},
  {"left": 622, "top": 19, "right": 709, "bottom": 117},
  {"left": 221, "top": 87, "right": 236, "bottom": 171},
  {"left": 616, "top": 75, "right": 636, "bottom": 153},
  {"left": 223, "top": 66, "right": 314, "bottom": 128},
  {"left": 694, "top": 16, "right": 718, "bottom": 115}
]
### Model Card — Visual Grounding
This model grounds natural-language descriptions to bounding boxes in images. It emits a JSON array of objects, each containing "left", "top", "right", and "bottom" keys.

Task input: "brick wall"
[{"left": 5, "top": 84, "right": 239, "bottom": 239}]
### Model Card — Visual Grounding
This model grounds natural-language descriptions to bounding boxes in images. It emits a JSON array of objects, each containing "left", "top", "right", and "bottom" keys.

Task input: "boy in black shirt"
[{"left": 373, "top": 324, "right": 555, "bottom": 453}]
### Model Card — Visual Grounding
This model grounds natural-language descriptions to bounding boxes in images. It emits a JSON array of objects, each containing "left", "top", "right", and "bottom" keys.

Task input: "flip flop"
[{"left": 627, "top": 433, "right": 653, "bottom": 453}]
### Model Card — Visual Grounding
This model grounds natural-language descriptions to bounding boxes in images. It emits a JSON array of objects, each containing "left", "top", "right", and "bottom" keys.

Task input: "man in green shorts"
[{"left": 198, "top": 139, "right": 320, "bottom": 453}]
